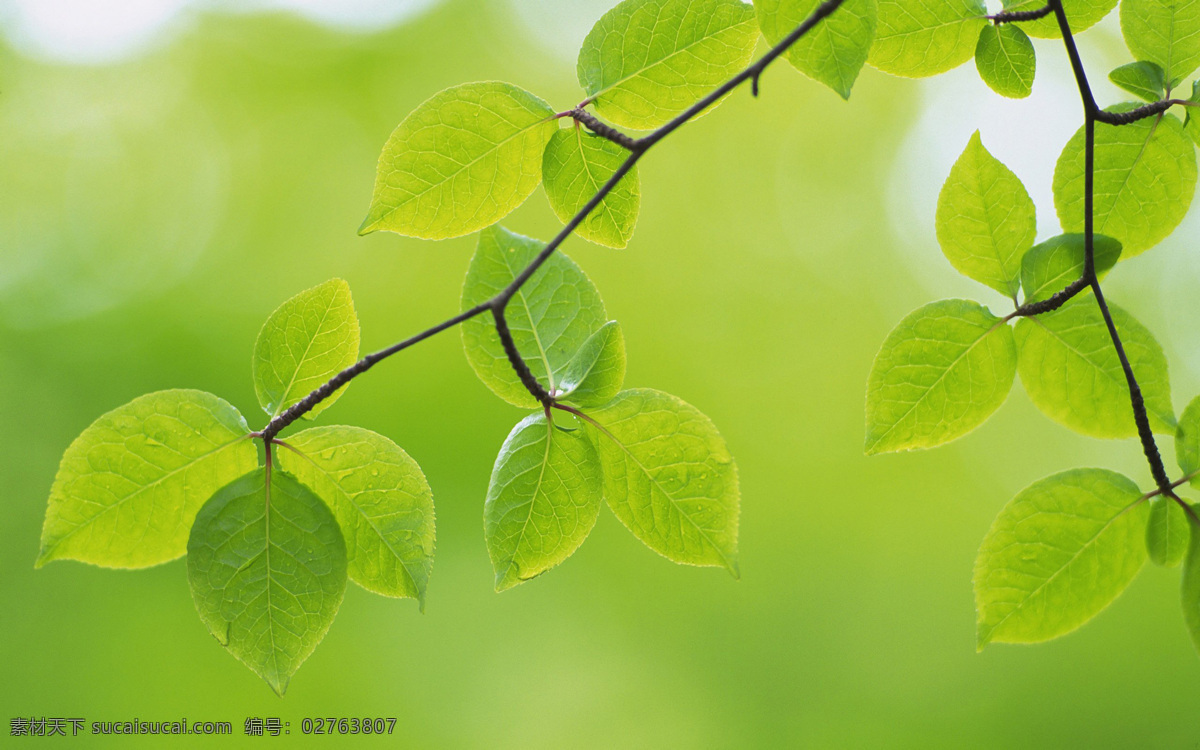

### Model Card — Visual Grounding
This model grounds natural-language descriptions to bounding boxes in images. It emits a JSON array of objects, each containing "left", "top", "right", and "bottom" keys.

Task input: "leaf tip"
[
  {"left": 725, "top": 559, "right": 741, "bottom": 580},
  {"left": 863, "top": 436, "right": 890, "bottom": 456},
  {"left": 494, "top": 565, "right": 521, "bottom": 593},
  {"left": 267, "top": 675, "right": 290, "bottom": 697},
  {"left": 357, "top": 214, "right": 379, "bottom": 236},
  {"left": 975, "top": 627, "right": 991, "bottom": 652}
]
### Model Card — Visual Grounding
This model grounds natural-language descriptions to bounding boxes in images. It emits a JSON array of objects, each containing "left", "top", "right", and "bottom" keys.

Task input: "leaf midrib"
[
  {"left": 370, "top": 111, "right": 550, "bottom": 229},
  {"left": 867, "top": 317, "right": 1005, "bottom": 451},
  {"left": 590, "top": 409, "right": 734, "bottom": 571},
  {"left": 282, "top": 441, "right": 422, "bottom": 598},
  {"left": 41, "top": 434, "right": 250, "bottom": 560},
  {"left": 501, "top": 420, "right": 555, "bottom": 583},
  {"left": 586, "top": 15, "right": 756, "bottom": 101},
  {"left": 269, "top": 290, "right": 342, "bottom": 420},
  {"left": 981, "top": 494, "right": 1141, "bottom": 643},
  {"left": 500, "top": 249, "right": 556, "bottom": 392},
  {"left": 1027, "top": 313, "right": 1174, "bottom": 430}
]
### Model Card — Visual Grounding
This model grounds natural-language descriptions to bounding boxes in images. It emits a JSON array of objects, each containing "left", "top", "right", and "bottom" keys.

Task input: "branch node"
[
  {"left": 568, "top": 108, "right": 640, "bottom": 151},
  {"left": 988, "top": 4, "right": 1053, "bottom": 23},
  {"left": 1094, "top": 99, "right": 1173, "bottom": 125}
]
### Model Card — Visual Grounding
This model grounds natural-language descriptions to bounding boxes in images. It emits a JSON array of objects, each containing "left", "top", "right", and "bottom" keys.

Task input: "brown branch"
[{"left": 260, "top": 0, "right": 849, "bottom": 441}]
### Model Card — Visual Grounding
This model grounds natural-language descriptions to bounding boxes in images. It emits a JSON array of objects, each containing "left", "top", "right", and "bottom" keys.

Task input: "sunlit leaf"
[
  {"left": 577, "top": 0, "right": 759, "bottom": 130},
  {"left": 360, "top": 82, "right": 557, "bottom": 239},
  {"left": 485, "top": 413, "right": 603, "bottom": 591},
  {"left": 555, "top": 320, "right": 626, "bottom": 407},
  {"left": 1147, "top": 495, "right": 1189, "bottom": 568},
  {"left": 460, "top": 226, "right": 608, "bottom": 408},
  {"left": 1001, "top": 0, "right": 1117, "bottom": 38},
  {"left": 936, "top": 132, "right": 1036, "bottom": 297},
  {"left": 1121, "top": 0, "right": 1200, "bottom": 83},
  {"left": 542, "top": 128, "right": 640, "bottom": 249},
  {"left": 975, "top": 24, "right": 1035, "bottom": 99},
  {"left": 865, "top": 299, "right": 1016, "bottom": 454},
  {"left": 1108, "top": 61, "right": 1167, "bottom": 102},
  {"left": 975, "top": 469, "right": 1146, "bottom": 647},
  {"left": 187, "top": 468, "right": 347, "bottom": 696},
  {"left": 37, "top": 390, "right": 258, "bottom": 569},
  {"left": 1177, "top": 395, "right": 1200, "bottom": 487},
  {"left": 1182, "top": 508, "right": 1200, "bottom": 654},
  {"left": 1014, "top": 298, "right": 1175, "bottom": 438},
  {"left": 868, "top": 0, "right": 987, "bottom": 78},
  {"left": 252, "top": 278, "right": 360, "bottom": 421},
  {"left": 275, "top": 426, "right": 435, "bottom": 606},
  {"left": 1019, "top": 233, "right": 1121, "bottom": 305},
  {"left": 756, "top": 0, "right": 877, "bottom": 99},
  {"left": 1053, "top": 106, "right": 1197, "bottom": 257},
  {"left": 587, "top": 388, "right": 739, "bottom": 574},
  {"left": 1185, "top": 80, "right": 1200, "bottom": 146}
]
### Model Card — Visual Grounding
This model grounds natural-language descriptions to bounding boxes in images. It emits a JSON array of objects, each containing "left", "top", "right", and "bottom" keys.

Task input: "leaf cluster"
[{"left": 866, "top": 0, "right": 1200, "bottom": 655}]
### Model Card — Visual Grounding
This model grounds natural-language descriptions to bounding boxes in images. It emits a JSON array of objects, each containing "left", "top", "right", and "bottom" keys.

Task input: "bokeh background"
[{"left": 3, "top": 0, "right": 1199, "bottom": 746}]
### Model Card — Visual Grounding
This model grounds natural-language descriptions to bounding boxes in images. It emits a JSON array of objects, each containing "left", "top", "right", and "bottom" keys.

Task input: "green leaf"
[
  {"left": 485, "top": 414, "right": 603, "bottom": 591},
  {"left": 555, "top": 320, "right": 626, "bottom": 407},
  {"left": 37, "top": 390, "right": 258, "bottom": 569},
  {"left": 974, "top": 469, "right": 1147, "bottom": 647},
  {"left": 252, "top": 278, "right": 360, "bottom": 421},
  {"left": 1000, "top": 0, "right": 1117, "bottom": 39},
  {"left": 756, "top": 0, "right": 878, "bottom": 99},
  {"left": 1176, "top": 395, "right": 1200, "bottom": 486},
  {"left": 935, "top": 132, "right": 1036, "bottom": 297},
  {"left": 1181, "top": 508, "right": 1200, "bottom": 655},
  {"left": 460, "top": 226, "right": 608, "bottom": 408},
  {"left": 360, "top": 82, "right": 557, "bottom": 239},
  {"left": 1147, "top": 495, "right": 1189, "bottom": 567},
  {"left": 1108, "top": 61, "right": 1167, "bottom": 102},
  {"left": 1185, "top": 80, "right": 1200, "bottom": 146},
  {"left": 868, "top": 0, "right": 987, "bottom": 78},
  {"left": 1053, "top": 106, "right": 1197, "bottom": 258},
  {"left": 865, "top": 299, "right": 1016, "bottom": 454},
  {"left": 974, "top": 24, "right": 1036, "bottom": 99},
  {"left": 541, "top": 128, "right": 640, "bottom": 249},
  {"left": 1014, "top": 299, "right": 1175, "bottom": 438},
  {"left": 274, "top": 426, "right": 435, "bottom": 606},
  {"left": 576, "top": 0, "right": 759, "bottom": 130},
  {"left": 1121, "top": 0, "right": 1200, "bottom": 83},
  {"left": 586, "top": 388, "right": 739, "bottom": 574},
  {"left": 1019, "top": 233, "right": 1122, "bottom": 305},
  {"left": 187, "top": 468, "right": 347, "bottom": 695}
]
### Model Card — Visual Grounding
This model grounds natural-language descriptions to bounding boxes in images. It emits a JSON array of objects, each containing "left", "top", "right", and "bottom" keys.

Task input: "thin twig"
[
  {"left": 260, "top": 0, "right": 849, "bottom": 441},
  {"left": 989, "top": 5, "right": 1053, "bottom": 23},
  {"left": 563, "top": 107, "right": 642, "bottom": 151},
  {"left": 1043, "top": 0, "right": 1175, "bottom": 493},
  {"left": 1007, "top": 276, "right": 1090, "bottom": 319},
  {"left": 1094, "top": 99, "right": 1181, "bottom": 125}
]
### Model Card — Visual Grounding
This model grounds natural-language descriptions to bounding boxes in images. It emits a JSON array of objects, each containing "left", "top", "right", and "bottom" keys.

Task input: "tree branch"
[
  {"left": 493, "top": 305, "right": 553, "bottom": 406},
  {"left": 259, "top": 0, "right": 849, "bottom": 441},
  {"left": 1048, "top": 0, "right": 1174, "bottom": 493},
  {"left": 261, "top": 302, "right": 490, "bottom": 440},
  {"left": 1094, "top": 99, "right": 1180, "bottom": 125},
  {"left": 561, "top": 107, "right": 642, "bottom": 151},
  {"left": 989, "top": 4, "right": 1053, "bottom": 24},
  {"left": 1007, "top": 275, "right": 1090, "bottom": 319}
]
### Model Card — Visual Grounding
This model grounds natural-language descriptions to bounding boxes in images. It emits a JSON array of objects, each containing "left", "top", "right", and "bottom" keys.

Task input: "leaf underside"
[
  {"left": 975, "top": 468, "right": 1146, "bottom": 647},
  {"left": 586, "top": 388, "right": 740, "bottom": 575},
  {"left": 187, "top": 468, "right": 347, "bottom": 696},
  {"left": 38, "top": 390, "right": 258, "bottom": 569}
]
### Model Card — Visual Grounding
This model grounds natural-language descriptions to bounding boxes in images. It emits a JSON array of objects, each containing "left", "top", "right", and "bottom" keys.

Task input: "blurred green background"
[{"left": 3, "top": 1, "right": 1199, "bottom": 746}]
